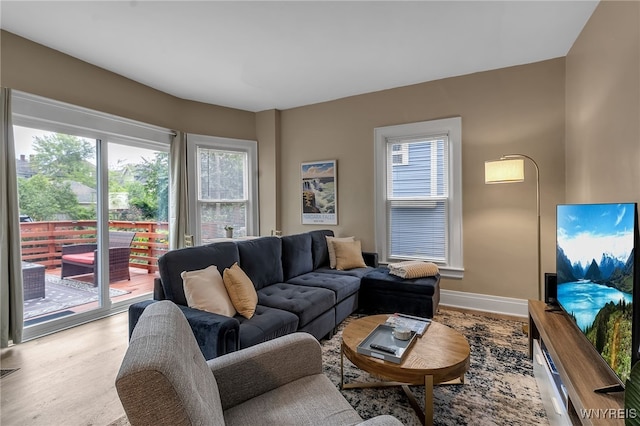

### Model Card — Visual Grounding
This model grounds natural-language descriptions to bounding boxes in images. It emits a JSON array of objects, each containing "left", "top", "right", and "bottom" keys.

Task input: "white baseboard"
[{"left": 439, "top": 289, "right": 528, "bottom": 318}]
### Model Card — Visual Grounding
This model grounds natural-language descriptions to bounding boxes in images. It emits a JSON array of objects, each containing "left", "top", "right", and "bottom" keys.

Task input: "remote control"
[{"left": 370, "top": 343, "right": 396, "bottom": 354}]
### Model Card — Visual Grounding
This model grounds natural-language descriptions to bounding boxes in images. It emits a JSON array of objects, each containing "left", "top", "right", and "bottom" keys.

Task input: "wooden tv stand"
[{"left": 528, "top": 300, "right": 625, "bottom": 425}]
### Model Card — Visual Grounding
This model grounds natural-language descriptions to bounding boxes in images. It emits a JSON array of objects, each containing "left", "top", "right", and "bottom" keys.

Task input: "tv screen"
[{"left": 556, "top": 202, "right": 639, "bottom": 385}]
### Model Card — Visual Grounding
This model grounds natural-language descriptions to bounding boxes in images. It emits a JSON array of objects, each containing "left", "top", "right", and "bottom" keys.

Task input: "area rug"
[
  {"left": 109, "top": 309, "right": 548, "bottom": 426},
  {"left": 322, "top": 309, "right": 548, "bottom": 426},
  {"left": 23, "top": 275, "right": 129, "bottom": 320}
]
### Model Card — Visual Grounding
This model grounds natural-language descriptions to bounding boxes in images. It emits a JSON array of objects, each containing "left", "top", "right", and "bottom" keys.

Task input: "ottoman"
[
  {"left": 359, "top": 267, "right": 440, "bottom": 318},
  {"left": 22, "top": 261, "right": 46, "bottom": 300}
]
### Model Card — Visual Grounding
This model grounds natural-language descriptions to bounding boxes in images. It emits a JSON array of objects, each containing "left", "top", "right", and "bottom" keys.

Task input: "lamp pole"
[{"left": 501, "top": 154, "right": 541, "bottom": 301}]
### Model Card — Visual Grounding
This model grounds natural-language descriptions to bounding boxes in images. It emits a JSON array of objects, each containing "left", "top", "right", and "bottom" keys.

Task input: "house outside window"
[{"left": 374, "top": 117, "right": 463, "bottom": 278}]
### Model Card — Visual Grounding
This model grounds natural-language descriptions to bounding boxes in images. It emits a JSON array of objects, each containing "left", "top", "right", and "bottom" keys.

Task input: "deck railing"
[{"left": 19, "top": 220, "right": 169, "bottom": 273}]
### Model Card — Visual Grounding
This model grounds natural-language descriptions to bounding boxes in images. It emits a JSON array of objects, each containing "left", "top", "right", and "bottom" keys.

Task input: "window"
[
  {"left": 187, "top": 135, "right": 258, "bottom": 244},
  {"left": 374, "top": 117, "right": 463, "bottom": 278}
]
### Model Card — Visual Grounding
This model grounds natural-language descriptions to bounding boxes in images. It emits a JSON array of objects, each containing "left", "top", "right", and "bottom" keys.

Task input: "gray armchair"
[{"left": 116, "top": 300, "right": 402, "bottom": 426}]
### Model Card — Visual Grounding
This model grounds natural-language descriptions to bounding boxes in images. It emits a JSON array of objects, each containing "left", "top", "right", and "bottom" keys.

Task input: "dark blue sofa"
[{"left": 129, "top": 229, "right": 378, "bottom": 360}]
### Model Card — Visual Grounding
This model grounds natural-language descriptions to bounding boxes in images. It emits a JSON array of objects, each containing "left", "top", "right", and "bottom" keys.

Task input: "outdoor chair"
[{"left": 61, "top": 231, "right": 136, "bottom": 287}]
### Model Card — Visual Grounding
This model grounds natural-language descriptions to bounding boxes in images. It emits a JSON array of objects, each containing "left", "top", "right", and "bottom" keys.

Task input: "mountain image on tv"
[{"left": 556, "top": 203, "right": 636, "bottom": 383}]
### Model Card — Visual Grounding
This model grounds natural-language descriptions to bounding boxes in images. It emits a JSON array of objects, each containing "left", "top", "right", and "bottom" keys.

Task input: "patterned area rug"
[
  {"left": 23, "top": 275, "right": 129, "bottom": 320},
  {"left": 110, "top": 309, "right": 547, "bottom": 426},
  {"left": 322, "top": 310, "right": 548, "bottom": 426}
]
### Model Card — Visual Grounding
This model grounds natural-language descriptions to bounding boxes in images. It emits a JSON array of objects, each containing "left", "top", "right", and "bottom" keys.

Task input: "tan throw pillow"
[
  {"left": 333, "top": 240, "right": 367, "bottom": 271},
  {"left": 326, "top": 236, "right": 355, "bottom": 269},
  {"left": 181, "top": 265, "right": 236, "bottom": 317},
  {"left": 223, "top": 263, "right": 258, "bottom": 319}
]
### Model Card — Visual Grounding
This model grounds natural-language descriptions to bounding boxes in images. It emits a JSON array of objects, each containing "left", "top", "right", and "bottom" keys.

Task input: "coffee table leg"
[
  {"left": 425, "top": 375, "right": 434, "bottom": 426},
  {"left": 340, "top": 342, "right": 344, "bottom": 389}
]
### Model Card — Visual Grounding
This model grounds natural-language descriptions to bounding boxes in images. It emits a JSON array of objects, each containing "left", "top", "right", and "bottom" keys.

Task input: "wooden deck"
[{"left": 26, "top": 266, "right": 156, "bottom": 320}]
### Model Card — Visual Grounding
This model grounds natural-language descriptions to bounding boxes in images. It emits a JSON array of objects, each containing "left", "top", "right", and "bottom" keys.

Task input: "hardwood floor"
[
  {"left": 1, "top": 312, "right": 129, "bottom": 425},
  {"left": 0, "top": 304, "right": 525, "bottom": 426}
]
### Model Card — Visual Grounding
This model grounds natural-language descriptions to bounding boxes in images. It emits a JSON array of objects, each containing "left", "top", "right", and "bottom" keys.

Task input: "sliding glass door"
[
  {"left": 14, "top": 126, "right": 105, "bottom": 326},
  {"left": 12, "top": 91, "right": 172, "bottom": 340}
]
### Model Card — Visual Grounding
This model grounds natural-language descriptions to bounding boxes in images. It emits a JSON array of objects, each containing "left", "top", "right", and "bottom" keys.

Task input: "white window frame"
[
  {"left": 186, "top": 134, "right": 259, "bottom": 245},
  {"left": 374, "top": 117, "right": 463, "bottom": 278}
]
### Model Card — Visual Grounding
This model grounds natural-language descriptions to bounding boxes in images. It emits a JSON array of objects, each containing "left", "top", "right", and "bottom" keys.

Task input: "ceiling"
[{"left": 0, "top": 1, "right": 599, "bottom": 112}]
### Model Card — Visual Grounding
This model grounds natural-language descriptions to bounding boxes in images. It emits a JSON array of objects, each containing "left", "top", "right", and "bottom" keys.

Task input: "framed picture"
[{"left": 301, "top": 160, "right": 337, "bottom": 225}]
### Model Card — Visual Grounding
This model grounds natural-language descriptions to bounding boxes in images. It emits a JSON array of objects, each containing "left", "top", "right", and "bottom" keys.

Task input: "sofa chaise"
[
  {"left": 117, "top": 300, "right": 403, "bottom": 426},
  {"left": 129, "top": 230, "right": 379, "bottom": 359}
]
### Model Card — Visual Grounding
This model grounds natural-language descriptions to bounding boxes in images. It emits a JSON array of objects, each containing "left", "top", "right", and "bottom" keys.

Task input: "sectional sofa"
[{"left": 129, "top": 230, "right": 379, "bottom": 359}]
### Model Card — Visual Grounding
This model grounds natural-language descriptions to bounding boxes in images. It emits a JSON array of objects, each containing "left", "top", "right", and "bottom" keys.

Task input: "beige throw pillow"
[
  {"left": 181, "top": 265, "right": 237, "bottom": 317},
  {"left": 326, "top": 236, "right": 355, "bottom": 269},
  {"left": 223, "top": 263, "right": 258, "bottom": 319},
  {"left": 333, "top": 240, "right": 367, "bottom": 271}
]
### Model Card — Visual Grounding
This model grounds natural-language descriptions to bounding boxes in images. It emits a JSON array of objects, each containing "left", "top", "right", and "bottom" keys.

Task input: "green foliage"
[
  {"left": 127, "top": 152, "right": 169, "bottom": 221},
  {"left": 19, "top": 132, "right": 169, "bottom": 223},
  {"left": 17, "top": 175, "right": 89, "bottom": 221},
  {"left": 31, "top": 133, "right": 95, "bottom": 187}
]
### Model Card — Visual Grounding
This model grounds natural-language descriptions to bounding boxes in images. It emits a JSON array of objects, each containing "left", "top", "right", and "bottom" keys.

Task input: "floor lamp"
[{"left": 484, "top": 154, "right": 542, "bottom": 302}]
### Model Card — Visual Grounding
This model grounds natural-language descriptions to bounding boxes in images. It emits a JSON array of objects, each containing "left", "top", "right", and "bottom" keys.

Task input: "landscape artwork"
[
  {"left": 301, "top": 160, "right": 337, "bottom": 225},
  {"left": 556, "top": 203, "right": 635, "bottom": 382}
]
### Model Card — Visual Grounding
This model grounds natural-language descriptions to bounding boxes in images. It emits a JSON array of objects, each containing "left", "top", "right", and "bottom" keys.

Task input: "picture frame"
[{"left": 301, "top": 160, "right": 337, "bottom": 225}]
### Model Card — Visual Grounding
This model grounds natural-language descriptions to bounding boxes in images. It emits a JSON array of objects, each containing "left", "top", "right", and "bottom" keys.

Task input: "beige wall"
[
  {"left": 6, "top": 2, "right": 637, "bottom": 303},
  {"left": 256, "top": 109, "right": 281, "bottom": 235},
  {"left": 0, "top": 30, "right": 256, "bottom": 140},
  {"left": 279, "top": 59, "right": 566, "bottom": 300},
  {"left": 565, "top": 1, "right": 640, "bottom": 203}
]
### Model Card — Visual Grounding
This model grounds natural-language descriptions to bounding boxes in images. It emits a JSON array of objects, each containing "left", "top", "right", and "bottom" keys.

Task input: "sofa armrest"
[
  {"left": 153, "top": 277, "right": 166, "bottom": 300},
  {"left": 362, "top": 251, "right": 379, "bottom": 268},
  {"left": 207, "top": 332, "right": 323, "bottom": 410},
  {"left": 129, "top": 300, "right": 240, "bottom": 359}
]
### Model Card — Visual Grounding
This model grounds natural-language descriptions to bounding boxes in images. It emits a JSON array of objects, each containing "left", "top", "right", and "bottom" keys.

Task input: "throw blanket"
[{"left": 388, "top": 261, "right": 439, "bottom": 279}]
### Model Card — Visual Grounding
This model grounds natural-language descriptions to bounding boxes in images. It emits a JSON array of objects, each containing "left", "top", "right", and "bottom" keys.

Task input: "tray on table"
[{"left": 356, "top": 324, "right": 417, "bottom": 364}]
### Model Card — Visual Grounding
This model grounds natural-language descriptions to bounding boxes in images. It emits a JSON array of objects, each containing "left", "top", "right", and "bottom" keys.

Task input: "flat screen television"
[{"left": 556, "top": 202, "right": 640, "bottom": 390}]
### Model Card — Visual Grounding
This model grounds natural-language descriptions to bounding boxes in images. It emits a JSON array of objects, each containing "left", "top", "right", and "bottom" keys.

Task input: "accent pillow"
[
  {"left": 333, "top": 240, "right": 367, "bottom": 271},
  {"left": 326, "top": 236, "right": 355, "bottom": 269},
  {"left": 223, "top": 263, "right": 258, "bottom": 319},
  {"left": 181, "top": 265, "right": 236, "bottom": 317}
]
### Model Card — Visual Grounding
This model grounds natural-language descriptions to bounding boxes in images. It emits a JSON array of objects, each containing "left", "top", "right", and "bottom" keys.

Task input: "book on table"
[{"left": 385, "top": 313, "right": 431, "bottom": 337}]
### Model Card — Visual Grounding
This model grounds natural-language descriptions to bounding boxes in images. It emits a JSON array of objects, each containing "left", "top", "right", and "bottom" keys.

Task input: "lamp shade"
[{"left": 484, "top": 159, "right": 525, "bottom": 184}]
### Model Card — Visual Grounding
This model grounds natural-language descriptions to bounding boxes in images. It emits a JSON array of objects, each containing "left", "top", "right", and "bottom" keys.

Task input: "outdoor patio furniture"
[
  {"left": 22, "top": 261, "right": 45, "bottom": 300},
  {"left": 61, "top": 231, "right": 136, "bottom": 287}
]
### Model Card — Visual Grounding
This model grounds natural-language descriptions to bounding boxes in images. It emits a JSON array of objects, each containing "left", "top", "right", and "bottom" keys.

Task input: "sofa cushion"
[
  {"left": 223, "top": 374, "right": 363, "bottom": 426},
  {"left": 223, "top": 263, "right": 258, "bottom": 319},
  {"left": 333, "top": 240, "right": 367, "bottom": 270},
  {"left": 281, "top": 233, "right": 314, "bottom": 281},
  {"left": 258, "top": 283, "right": 335, "bottom": 327},
  {"left": 237, "top": 237, "right": 283, "bottom": 290},
  {"left": 326, "top": 236, "right": 355, "bottom": 268},
  {"left": 182, "top": 265, "right": 237, "bottom": 317},
  {"left": 315, "top": 265, "right": 374, "bottom": 279},
  {"left": 237, "top": 305, "right": 299, "bottom": 349},
  {"left": 286, "top": 272, "right": 360, "bottom": 303},
  {"left": 309, "top": 229, "right": 334, "bottom": 269},
  {"left": 158, "top": 242, "right": 239, "bottom": 306},
  {"left": 61, "top": 252, "right": 95, "bottom": 264}
]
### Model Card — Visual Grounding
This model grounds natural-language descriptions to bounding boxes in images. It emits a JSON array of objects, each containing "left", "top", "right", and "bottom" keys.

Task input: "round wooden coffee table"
[{"left": 341, "top": 315, "right": 470, "bottom": 426}]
